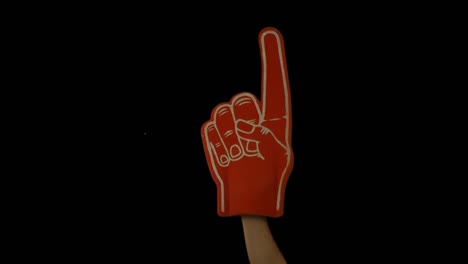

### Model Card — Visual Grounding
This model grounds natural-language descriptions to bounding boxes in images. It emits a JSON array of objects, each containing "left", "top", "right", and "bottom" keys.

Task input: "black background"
[{"left": 7, "top": 3, "right": 445, "bottom": 262}]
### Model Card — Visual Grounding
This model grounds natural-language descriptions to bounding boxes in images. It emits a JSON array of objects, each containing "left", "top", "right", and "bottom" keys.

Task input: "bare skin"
[{"left": 241, "top": 215, "right": 287, "bottom": 264}]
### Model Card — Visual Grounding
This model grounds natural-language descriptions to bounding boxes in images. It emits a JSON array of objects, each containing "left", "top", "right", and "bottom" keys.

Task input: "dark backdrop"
[{"left": 12, "top": 3, "right": 435, "bottom": 262}]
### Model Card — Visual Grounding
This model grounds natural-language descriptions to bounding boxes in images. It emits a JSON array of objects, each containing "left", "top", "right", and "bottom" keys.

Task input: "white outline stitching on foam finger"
[{"left": 260, "top": 29, "right": 292, "bottom": 211}]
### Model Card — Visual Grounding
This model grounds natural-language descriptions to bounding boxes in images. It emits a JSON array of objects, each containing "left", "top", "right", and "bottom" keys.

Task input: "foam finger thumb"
[{"left": 237, "top": 120, "right": 266, "bottom": 140}]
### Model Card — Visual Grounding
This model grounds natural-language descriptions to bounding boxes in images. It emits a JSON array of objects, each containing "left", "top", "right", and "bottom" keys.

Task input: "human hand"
[{"left": 201, "top": 27, "right": 293, "bottom": 217}]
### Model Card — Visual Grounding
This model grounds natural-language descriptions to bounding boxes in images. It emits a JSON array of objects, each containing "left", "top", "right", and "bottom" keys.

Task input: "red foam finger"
[
  {"left": 201, "top": 27, "right": 294, "bottom": 218},
  {"left": 259, "top": 27, "right": 291, "bottom": 122},
  {"left": 258, "top": 27, "right": 292, "bottom": 149}
]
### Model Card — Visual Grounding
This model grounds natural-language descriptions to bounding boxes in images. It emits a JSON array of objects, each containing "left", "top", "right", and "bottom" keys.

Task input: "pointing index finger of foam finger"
[{"left": 259, "top": 27, "right": 291, "bottom": 122}]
